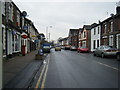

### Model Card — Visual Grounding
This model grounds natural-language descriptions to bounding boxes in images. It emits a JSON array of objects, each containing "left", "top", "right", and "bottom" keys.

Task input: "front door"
[{"left": 118, "top": 35, "right": 120, "bottom": 50}]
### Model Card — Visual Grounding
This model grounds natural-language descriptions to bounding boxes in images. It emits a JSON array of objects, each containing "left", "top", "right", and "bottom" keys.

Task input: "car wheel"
[
  {"left": 117, "top": 54, "right": 120, "bottom": 61},
  {"left": 93, "top": 53, "right": 96, "bottom": 56},
  {"left": 101, "top": 53, "right": 105, "bottom": 58}
]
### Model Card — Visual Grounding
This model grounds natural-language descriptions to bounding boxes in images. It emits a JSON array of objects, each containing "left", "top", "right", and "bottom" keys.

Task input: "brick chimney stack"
[{"left": 116, "top": 1, "right": 120, "bottom": 14}]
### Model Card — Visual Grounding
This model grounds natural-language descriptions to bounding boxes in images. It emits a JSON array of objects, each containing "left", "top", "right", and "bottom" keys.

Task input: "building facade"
[
  {"left": 68, "top": 29, "right": 79, "bottom": 48},
  {"left": 101, "top": 6, "right": 120, "bottom": 49},
  {"left": 79, "top": 25, "right": 91, "bottom": 50},
  {"left": 1, "top": 0, "right": 40, "bottom": 59},
  {"left": 91, "top": 23, "right": 101, "bottom": 52}
]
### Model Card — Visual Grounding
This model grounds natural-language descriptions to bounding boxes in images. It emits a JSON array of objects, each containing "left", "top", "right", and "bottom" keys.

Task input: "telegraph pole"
[{"left": 0, "top": 1, "right": 3, "bottom": 89}]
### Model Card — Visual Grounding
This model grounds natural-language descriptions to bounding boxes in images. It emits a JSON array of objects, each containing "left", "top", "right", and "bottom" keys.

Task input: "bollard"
[{"left": 35, "top": 49, "right": 44, "bottom": 60}]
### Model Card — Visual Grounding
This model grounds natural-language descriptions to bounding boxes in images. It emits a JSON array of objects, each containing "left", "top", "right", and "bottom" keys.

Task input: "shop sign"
[
  {"left": 22, "top": 35, "right": 28, "bottom": 39},
  {"left": 31, "top": 35, "right": 36, "bottom": 37}
]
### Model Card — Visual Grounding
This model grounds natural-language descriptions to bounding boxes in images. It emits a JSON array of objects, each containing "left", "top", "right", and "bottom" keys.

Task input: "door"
[{"left": 118, "top": 35, "right": 120, "bottom": 50}]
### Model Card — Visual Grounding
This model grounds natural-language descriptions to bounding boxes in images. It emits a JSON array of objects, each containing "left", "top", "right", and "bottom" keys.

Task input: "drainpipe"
[{"left": 0, "top": 1, "right": 3, "bottom": 89}]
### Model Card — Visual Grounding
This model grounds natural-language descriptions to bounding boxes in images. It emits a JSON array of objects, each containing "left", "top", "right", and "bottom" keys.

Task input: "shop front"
[{"left": 12, "top": 30, "right": 21, "bottom": 54}]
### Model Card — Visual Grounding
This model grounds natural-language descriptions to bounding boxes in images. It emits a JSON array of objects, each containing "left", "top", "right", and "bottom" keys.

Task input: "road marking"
[
  {"left": 34, "top": 62, "right": 46, "bottom": 89},
  {"left": 41, "top": 57, "right": 50, "bottom": 89},
  {"left": 94, "top": 61, "right": 119, "bottom": 71}
]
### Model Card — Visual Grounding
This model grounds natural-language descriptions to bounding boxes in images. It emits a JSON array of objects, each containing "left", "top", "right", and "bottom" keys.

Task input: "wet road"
[{"left": 35, "top": 49, "right": 120, "bottom": 88}]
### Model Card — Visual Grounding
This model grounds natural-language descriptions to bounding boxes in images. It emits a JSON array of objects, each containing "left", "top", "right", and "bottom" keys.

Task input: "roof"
[
  {"left": 70, "top": 29, "right": 80, "bottom": 31},
  {"left": 83, "top": 25, "right": 91, "bottom": 30},
  {"left": 100, "top": 13, "right": 120, "bottom": 24}
]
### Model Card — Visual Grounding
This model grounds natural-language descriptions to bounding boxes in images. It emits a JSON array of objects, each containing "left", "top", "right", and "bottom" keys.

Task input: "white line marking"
[{"left": 94, "top": 61, "right": 119, "bottom": 71}]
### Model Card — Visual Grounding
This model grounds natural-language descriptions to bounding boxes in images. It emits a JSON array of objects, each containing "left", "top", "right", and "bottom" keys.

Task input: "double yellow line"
[{"left": 35, "top": 55, "right": 50, "bottom": 90}]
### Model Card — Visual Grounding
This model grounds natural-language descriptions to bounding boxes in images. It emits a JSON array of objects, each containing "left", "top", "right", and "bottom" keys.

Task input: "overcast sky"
[{"left": 13, "top": 0, "right": 120, "bottom": 41}]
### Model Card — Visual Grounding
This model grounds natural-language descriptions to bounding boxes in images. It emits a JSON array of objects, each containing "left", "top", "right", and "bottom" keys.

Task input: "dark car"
[
  {"left": 42, "top": 46, "right": 50, "bottom": 53},
  {"left": 116, "top": 51, "right": 120, "bottom": 60},
  {"left": 64, "top": 45, "right": 71, "bottom": 50}
]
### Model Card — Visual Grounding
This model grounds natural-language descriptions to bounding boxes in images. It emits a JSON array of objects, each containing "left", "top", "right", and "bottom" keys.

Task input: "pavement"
[{"left": 3, "top": 50, "right": 46, "bottom": 88}]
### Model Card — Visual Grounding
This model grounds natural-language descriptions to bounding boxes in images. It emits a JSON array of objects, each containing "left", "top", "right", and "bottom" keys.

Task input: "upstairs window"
[
  {"left": 9, "top": 3, "right": 13, "bottom": 22},
  {"left": 110, "top": 21, "right": 113, "bottom": 32},
  {"left": 2, "top": 2, "right": 5, "bottom": 15},
  {"left": 94, "top": 28, "right": 96, "bottom": 35},
  {"left": 104, "top": 24, "right": 107, "bottom": 33},
  {"left": 16, "top": 11, "right": 20, "bottom": 26},
  {"left": 83, "top": 31, "right": 86, "bottom": 38},
  {"left": 98, "top": 26, "right": 100, "bottom": 34}
]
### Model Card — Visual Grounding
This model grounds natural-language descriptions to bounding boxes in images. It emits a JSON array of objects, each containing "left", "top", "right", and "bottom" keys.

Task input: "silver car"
[{"left": 93, "top": 45, "right": 118, "bottom": 58}]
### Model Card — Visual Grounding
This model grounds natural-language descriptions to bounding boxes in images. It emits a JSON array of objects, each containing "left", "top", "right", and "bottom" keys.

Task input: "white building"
[{"left": 91, "top": 24, "right": 101, "bottom": 52}]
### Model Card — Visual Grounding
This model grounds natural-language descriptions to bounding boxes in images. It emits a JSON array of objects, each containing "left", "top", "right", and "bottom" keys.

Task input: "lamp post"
[
  {"left": 0, "top": 1, "right": 3, "bottom": 89},
  {"left": 46, "top": 26, "right": 52, "bottom": 42}
]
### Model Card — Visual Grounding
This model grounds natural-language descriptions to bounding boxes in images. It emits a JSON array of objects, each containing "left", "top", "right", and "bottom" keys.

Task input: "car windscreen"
[
  {"left": 80, "top": 47, "right": 86, "bottom": 48},
  {"left": 104, "top": 46, "right": 112, "bottom": 49},
  {"left": 43, "top": 46, "right": 50, "bottom": 48}
]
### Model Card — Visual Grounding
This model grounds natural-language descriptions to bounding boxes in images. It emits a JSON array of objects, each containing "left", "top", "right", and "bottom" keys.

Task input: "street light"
[
  {"left": 0, "top": 1, "right": 2, "bottom": 89},
  {"left": 46, "top": 26, "right": 52, "bottom": 42}
]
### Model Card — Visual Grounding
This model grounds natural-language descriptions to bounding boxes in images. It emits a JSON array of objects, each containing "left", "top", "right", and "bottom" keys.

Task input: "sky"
[{"left": 12, "top": 0, "right": 120, "bottom": 41}]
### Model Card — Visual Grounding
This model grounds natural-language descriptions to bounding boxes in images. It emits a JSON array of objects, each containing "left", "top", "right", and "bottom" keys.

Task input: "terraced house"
[
  {"left": 79, "top": 25, "right": 91, "bottom": 50},
  {"left": 91, "top": 23, "right": 101, "bottom": 52},
  {"left": 101, "top": 4, "right": 120, "bottom": 49},
  {"left": 68, "top": 29, "right": 79, "bottom": 48},
  {"left": 1, "top": 0, "right": 40, "bottom": 59}
]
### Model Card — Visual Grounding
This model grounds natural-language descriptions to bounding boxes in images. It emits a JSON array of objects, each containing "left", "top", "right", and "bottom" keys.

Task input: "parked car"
[
  {"left": 64, "top": 45, "right": 71, "bottom": 50},
  {"left": 70, "top": 46, "right": 77, "bottom": 51},
  {"left": 77, "top": 46, "right": 89, "bottom": 53},
  {"left": 116, "top": 51, "right": 120, "bottom": 60},
  {"left": 61, "top": 46, "right": 65, "bottom": 49},
  {"left": 42, "top": 46, "right": 51, "bottom": 53},
  {"left": 55, "top": 46, "right": 61, "bottom": 51},
  {"left": 93, "top": 45, "right": 118, "bottom": 58}
]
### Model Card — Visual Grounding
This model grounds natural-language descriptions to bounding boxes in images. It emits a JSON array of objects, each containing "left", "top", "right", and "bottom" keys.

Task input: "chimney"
[{"left": 116, "top": 1, "right": 120, "bottom": 14}]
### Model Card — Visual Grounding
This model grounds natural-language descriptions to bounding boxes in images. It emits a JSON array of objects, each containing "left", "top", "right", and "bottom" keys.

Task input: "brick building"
[{"left": 68, "top": 29, "right": 79, "bottom": 48}]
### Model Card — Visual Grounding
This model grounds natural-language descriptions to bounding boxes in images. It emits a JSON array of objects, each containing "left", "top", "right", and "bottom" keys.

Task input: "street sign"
[
  {"left": 31, "top": 35, "right": 36, "bottom": 37},
  {"left": 22, "top": 35, "right": 28, "bottom": 39},
  {"left": 23, "top": 26, "right": 28, "bottom": 30}
]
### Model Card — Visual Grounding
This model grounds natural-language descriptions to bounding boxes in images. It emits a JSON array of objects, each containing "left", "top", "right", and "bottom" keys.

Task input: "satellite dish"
[
  {"left": 110, "top": 13, "right": 114, "bottom": 17},
  {"left": 22, "top": 11, "right": 27, "bottom": 17}
]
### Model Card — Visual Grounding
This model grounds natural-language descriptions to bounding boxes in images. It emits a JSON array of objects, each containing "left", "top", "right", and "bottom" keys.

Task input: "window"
[
  {"left": 83, "top": 32, "right": 86, "bottom": 38},
  {"left": 110, "top": 21, "right": 113, "bottom": 32},
  {"left": 109, "top": 35, "right": 113, "bottom": 46},
  {"left": 2, "top": 2, "right": 5, "bottom": 15},
  {"left": 93, "top": 40, "right": 96, "bottom": 49},
  {"left": 98, "top": 26, "right": 100, "bottom": 34},
  {"left": 94, "top": 28, "right": 96, "bottom": 35},
  {"left": 16, "top": 11, "right": 20, "bottom": 26},
  {"left": 104, "top": 24, "right": 107, "bottom": 33},
  {"left": 82, "top": 41, "right": 86, "bottom": 47},
  {"left": 9, "top": 3, "right": 13, "bottom": 21}
]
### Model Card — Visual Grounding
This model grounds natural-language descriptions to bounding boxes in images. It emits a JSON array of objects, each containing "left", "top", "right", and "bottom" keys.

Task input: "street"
[{"left": 32, "top": 49, "right": 120, "bottom": 89}]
